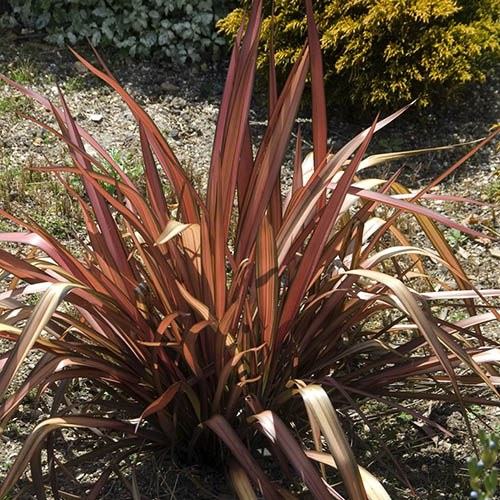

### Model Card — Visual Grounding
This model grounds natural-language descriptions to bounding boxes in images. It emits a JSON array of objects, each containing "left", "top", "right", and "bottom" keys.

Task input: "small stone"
[
  {"left": 489, "top": 248, "right": 500, "bottom": 259},
  {"left": 74, "top": 61, "right": 87, "bottom": 73},
  {"left": 160, "top": 82, "right": 180, "bottom": 94},
  {"left": 169, "top": 129, "right": 179, "bottom": 139},
  {"left": 457, "top": 247, "right": 470, "bottom": 259},
  {"left": 89, "top": 113, "right": 103, "bottom": 123}
]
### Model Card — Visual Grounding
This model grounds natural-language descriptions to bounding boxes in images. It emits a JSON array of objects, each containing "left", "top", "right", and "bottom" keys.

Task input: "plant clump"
[
  {"left": 218, "top": 0, "right": 500, "bottom": 109},
  {"left": 0, "top": 0, "right": 499, "bottom": 497},
  {"left": 2, "top": 0, "right": 229, "bottom": 63}
]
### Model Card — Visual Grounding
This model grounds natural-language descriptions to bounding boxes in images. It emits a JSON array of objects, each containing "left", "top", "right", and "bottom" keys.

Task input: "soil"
[{"left": 0, "top": 30, "right": 499, "bottom": 500}]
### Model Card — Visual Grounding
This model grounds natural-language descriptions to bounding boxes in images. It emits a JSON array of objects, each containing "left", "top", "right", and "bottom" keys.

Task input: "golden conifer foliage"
[{"left": 218, "top": 0, "right": 500, "bottom": 108}]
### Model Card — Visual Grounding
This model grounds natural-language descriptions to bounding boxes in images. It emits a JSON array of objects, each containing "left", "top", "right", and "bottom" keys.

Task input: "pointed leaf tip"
[{"left": 156, "top": 219, "right": 193, "bottom": 245}]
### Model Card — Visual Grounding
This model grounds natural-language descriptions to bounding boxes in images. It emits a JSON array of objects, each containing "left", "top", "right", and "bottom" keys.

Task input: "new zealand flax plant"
[{"left": 1, "top": 0, "right": 500, "bottom": 497}]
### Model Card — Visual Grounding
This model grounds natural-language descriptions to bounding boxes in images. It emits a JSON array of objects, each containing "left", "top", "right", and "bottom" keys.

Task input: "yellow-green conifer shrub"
[{"left": 218, "top": 0, "right": 500, "bottom": 109}]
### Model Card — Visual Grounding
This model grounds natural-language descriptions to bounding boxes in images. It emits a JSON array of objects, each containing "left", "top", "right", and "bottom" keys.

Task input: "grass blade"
[
  {"left": 206, "top": 414, "right": 279, "bottom": 499},
  {"left": 0, "top": 283, "right": 81, "bottom": 400},
  {"left": 0, "top": 416, "right": 163, "bottom": 498},
  {"left": 229, "top": 460, "right": 259, "bottom": 500},
  {"left": 251, "top": 410, "right": 333, "bottom": 499},
  {"left": 298, "top": 384, "right": 367, "bottom": 500},
  {"left": 305, "top": 450, "right": 391, "bottom": 500}
]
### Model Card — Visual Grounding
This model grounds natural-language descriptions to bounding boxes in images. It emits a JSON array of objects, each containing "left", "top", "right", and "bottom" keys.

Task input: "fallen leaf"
[{"left": 462, "top": 214, "right": 483, "bottom": 226}]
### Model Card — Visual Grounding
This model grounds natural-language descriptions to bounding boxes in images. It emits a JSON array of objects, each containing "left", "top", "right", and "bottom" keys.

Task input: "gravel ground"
[{"left": 0, "top": 34, "right": 499, "bottom": 499}]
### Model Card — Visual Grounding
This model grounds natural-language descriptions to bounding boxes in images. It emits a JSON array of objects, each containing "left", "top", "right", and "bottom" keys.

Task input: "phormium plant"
[{"left": 0, "top": 0, "right": 499, "bottom": 497}]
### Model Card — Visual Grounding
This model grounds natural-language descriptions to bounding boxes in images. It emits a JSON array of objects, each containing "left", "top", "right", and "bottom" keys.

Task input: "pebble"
[
  {"left": 89, "top": 113, "right": 103, "bottom": 122},
  {"left": 74, "top": 61, "right": 87, "bottom": 74},
  {"left": 160, "top": 81, "right": 180, "bottom": 94},
  {"left": 489, "top": 248, "right": 500, "bottom": 259}
]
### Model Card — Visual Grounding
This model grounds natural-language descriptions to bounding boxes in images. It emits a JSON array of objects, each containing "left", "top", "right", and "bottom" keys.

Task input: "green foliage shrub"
[
  {"left": 218, "top": 0, "right": 500, "bottom": 109},
  {"left": 2, "top": 0, "right": 230, "bottom": 63},
  {"left": 467, "top": 429, "right": 499, "bottom": 499}
]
